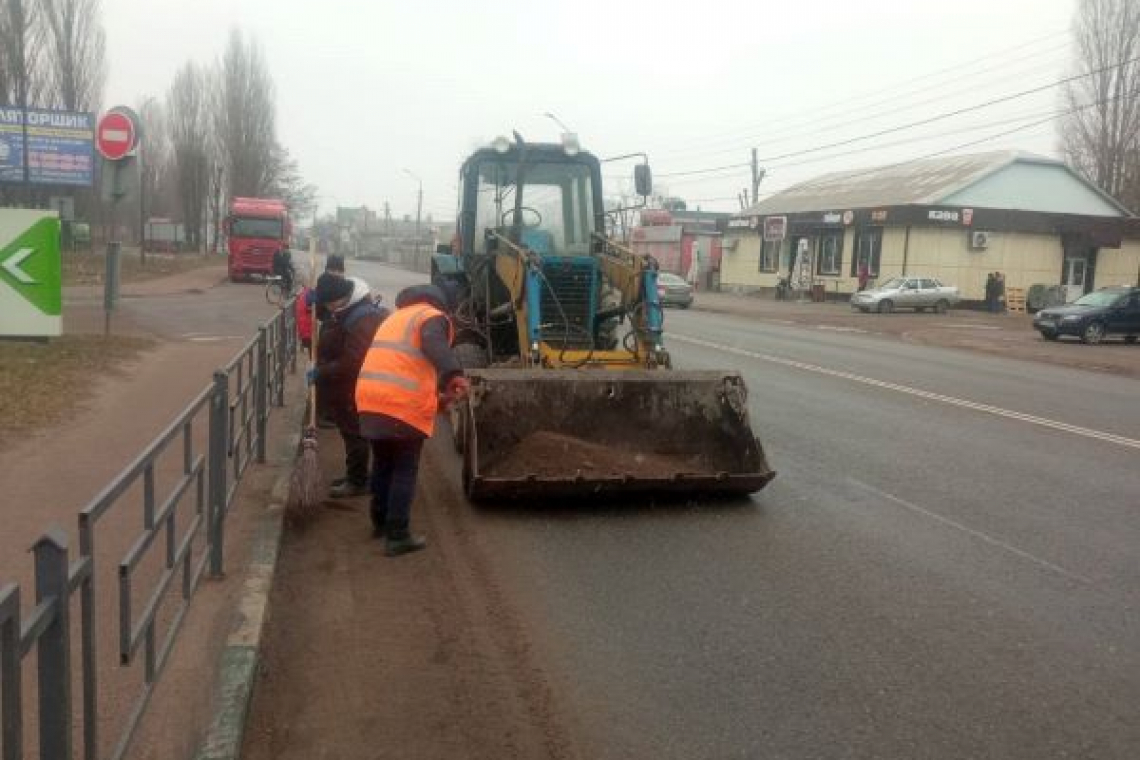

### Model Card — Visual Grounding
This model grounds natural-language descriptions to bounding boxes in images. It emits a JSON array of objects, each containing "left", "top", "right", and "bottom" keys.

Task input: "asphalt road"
[{"left": 344, "top": 260, "right": 1140, "bottom": 760}]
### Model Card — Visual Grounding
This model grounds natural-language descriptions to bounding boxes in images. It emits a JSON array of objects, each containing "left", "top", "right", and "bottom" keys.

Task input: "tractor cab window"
[{"left": 473, "top": 160, "right": 596, "bottom": 256}]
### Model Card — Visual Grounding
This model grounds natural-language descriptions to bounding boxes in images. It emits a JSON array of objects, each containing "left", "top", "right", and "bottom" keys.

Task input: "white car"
[{"left": 850, "top": 276, "right": 960, "bottom": 314}]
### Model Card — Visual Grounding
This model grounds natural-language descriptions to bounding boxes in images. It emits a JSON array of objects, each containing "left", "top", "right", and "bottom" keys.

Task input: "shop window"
[
  {"left": 850, "top": 228, "right": 882, "bottom": 277},
  {"left": 759, "top": 239, "right": 780, "bottom": 272},
  {"left": 817, "top": 233, "right": 843, "bottom": 275}
]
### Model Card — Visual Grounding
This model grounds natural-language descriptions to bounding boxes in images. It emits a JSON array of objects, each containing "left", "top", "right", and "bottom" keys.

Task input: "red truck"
[{"left": 225, "top": 197, "right": 292, "bottom": 281}]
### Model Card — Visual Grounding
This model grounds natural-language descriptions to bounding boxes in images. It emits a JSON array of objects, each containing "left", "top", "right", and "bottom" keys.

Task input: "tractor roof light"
[
  {"left": 491, "top": 135, "right": 511, "bottom": 154},
  {"left": 561, "top": 132, "right": 581, "bottom": 156}
]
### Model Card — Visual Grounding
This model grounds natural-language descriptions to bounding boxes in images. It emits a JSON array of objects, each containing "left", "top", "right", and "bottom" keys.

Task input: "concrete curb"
[{"left": 194, "top": 407, "right": 303, "bottom": 760}]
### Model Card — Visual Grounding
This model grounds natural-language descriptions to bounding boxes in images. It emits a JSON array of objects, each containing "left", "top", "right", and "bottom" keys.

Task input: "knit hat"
[{"left": 314, "top": 272, "right": 353, "bottom": 304}]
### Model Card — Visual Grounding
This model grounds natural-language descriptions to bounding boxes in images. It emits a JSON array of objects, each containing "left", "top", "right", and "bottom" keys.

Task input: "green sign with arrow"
[{"left": 0, "top": 209, "right": 62, "bottom": 337}]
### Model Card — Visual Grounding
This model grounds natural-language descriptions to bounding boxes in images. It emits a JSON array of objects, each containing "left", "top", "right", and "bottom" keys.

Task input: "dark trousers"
[
  {"left": 368, "top": 437, "right": 425, "bottom": 534},
  {"left": 332, "top": 397, "right": 369, "bottom": 485}
]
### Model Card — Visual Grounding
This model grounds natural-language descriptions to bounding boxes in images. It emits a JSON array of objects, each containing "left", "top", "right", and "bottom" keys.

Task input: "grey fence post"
[
  {"left": 275, "top": 314, "right": 287, "bottom": 407},
  {"left": 34, "top": 528, "right": 73, "bottom": 760},
  {"left": 256, "top": 327, "right": 269, "bottom": 464},
  {"left": 208, "top": 371, "right": 229, "bottom": 578}
]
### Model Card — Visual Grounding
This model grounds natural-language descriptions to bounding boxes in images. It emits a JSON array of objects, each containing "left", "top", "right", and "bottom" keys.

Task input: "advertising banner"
[{"left": 0, "top": 107, "right": 95, "bottom": 187}]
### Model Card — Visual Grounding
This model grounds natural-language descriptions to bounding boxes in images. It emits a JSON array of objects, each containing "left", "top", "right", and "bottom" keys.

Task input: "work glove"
[
  {"left": 306, "top": 367, "right": 319, "bottom": 387},
  {"left": 438, "top": 375, "right": 470, "bottom": 410}
]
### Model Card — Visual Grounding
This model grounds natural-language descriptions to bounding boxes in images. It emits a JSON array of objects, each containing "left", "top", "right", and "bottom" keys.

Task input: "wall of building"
[
  {"left": 890, "top": 227, "right": 1061, "bottom": 300},
  {"left": 720, "top": 233, "right": 764, "bottom": 291},
  {"left": 1097, "top": 239, "right": 1140, "bottom": 288}
]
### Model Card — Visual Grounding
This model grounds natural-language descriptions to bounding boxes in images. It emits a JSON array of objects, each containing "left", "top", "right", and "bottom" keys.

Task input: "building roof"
[{"left": 746, "top": 151, "right": 1133, "bottom": 218}]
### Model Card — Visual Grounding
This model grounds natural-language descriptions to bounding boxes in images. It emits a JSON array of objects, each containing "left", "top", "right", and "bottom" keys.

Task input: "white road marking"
[
  {"left": 188, "top": 335, "right": 243, "bottom": 343},
  {"left": 669, "top": 332, "right": 1140, "bottom": 451},
  {"left": 936, "top": 323, "right": 1003, "bottom": 330},
  {"left": 815, "top": 325, "right": 867, "bottom": 333},
  {"left": 848, "top": 478, "right": 1093, "bottom": 584}
]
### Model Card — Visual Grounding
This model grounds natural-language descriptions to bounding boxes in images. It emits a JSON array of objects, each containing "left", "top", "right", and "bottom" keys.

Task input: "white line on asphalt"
[
  {"left": 188, "top": 335, "right": 243, "bottom": 342},
  {"left": 669, "top": 332, "right": 1140, "bottom": 452},
  {"left": 848, "top": 478, "right": 1093, "bottom": 584}
]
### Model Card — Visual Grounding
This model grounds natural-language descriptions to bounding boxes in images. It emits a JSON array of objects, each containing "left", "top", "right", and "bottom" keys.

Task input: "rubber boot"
[{"left": 384, "top": 523, "right": 426, "bottom": 557}]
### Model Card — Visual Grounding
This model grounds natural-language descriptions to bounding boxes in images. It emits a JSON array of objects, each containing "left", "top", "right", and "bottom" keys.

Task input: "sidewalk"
[
  {"left": 689, "top": 290, "right": 1140, "bottom": 380},
  {"left": 0, "top": 263, "right": 304, "bottom": 760}
]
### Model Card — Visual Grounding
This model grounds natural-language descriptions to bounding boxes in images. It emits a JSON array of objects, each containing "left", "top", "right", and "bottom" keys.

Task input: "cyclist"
[{"left": 272, "top": 247, "right": 295, "bottom": 294}]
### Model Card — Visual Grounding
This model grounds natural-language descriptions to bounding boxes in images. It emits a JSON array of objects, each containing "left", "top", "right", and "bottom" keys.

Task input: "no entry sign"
[{"left": 96, "top": 110, "right": 137, "bottom": 161}]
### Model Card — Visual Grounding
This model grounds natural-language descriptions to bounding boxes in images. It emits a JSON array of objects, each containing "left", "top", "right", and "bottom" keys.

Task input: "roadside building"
[
  {"left": 631, "top": 208, "right": 727, "bottom": 290},
  {"left": 719, "top": 152, "right": 1140, "bottom": 305}
]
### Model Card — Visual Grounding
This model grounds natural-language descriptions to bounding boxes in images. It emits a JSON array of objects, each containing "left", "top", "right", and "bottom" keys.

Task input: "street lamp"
[
  {"left": 403, "top": 168, "right": 423, "bottom": 265},
  {"left": 543, "top": 111, "right": 572, "bottom": 134}
]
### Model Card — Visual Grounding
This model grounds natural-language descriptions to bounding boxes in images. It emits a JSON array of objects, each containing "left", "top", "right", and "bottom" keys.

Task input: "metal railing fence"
[{"left": 1, "top": 301, "right": 298, "bottom": 760}]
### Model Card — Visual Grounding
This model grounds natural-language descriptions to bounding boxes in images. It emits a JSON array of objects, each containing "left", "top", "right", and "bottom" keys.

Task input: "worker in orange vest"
[{"left": 356, "top": 283, "right": 469, "bottom": 556}]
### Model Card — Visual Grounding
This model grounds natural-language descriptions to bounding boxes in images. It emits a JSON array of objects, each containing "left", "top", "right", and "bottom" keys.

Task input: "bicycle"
[{"left": 265, "top": 274, "right": 297, "bottom": 307}]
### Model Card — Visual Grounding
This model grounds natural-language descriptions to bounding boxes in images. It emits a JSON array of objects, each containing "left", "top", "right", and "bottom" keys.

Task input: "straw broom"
[{"left": 285, "top": 236, "right": 324, "bottom": 525}]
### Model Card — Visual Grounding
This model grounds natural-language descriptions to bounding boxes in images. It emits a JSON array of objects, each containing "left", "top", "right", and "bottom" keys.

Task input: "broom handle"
[{"left": 308, "top": 235, "right": 318, "bottom": 430}]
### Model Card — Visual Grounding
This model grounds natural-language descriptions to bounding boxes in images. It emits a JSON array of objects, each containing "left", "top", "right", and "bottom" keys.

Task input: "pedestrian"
[
  {"left": 995, "top": 272, "right": 1007, "bottom": 314},
  {"left": 272, "top": 246, "right": 295, "bottom": 294},
  {"left": 857, "top": 261, "right": 870, "bottom": 292},
  {"left": 985, "top": 272, "right": 996, "bottom": 313},
  {"left": 314, "top": 255, "right": 349, "bottom": 428},
  {"left": 309, "top": 272, "right": 389, "bottom": 498},
  {"left": 356, "top": 283, "right": 469, "bottom": 557}
]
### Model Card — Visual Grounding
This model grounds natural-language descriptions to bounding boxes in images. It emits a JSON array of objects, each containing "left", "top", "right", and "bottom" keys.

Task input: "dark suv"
[{"left": 1033, "top": 286, "right": 1140, "bottom": 344}]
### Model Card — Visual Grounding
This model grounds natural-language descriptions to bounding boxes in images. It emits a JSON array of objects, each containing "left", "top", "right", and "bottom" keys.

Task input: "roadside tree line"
[{"left": 1, "top": 0, "right": 315, "bottom": 252}]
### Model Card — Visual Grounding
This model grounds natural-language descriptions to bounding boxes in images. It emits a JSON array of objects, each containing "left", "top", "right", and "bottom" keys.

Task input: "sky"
[{"left": 102, "top": 0, "right": 1079, "bottom": 219}]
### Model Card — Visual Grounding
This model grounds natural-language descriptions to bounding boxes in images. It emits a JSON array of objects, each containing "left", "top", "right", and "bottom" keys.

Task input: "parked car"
[
  {"left": 850, "top": 276, "right": 960, "bottom": 314},
  {"left": 1032, "top": 286, "right": 1140, "bottom": 344},
  {"left": 657, "top": 272, "right": 694, "bottom": 308}
]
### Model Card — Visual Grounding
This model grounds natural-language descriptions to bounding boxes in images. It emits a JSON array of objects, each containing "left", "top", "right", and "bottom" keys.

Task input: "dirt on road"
[{"left": 241, "top": 432, "right": 580, "bottom": 760}]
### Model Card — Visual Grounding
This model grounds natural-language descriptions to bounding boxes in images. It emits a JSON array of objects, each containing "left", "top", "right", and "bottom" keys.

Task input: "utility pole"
[
  {"left": 403, "top": 168, "right": 422, "bottom": 265},
  {"left": 750, "top": 148, "right": 760, "bottom": 208}
]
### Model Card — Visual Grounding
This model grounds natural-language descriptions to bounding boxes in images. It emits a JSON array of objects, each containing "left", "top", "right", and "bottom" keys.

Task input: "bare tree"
[
  {"left": 217, "top": 29, "right": 277, "bottom": 198},
  {"left": 137, "top": 97, "right": 172, "bottom": 250},
  {"left": 167, "top": 62, "right": 209, "bottom": 251},
  {"left": 266, "top": 143, "right": 317, "bottom": 221},
  {"left": 1, "top": 0, "right": 47, "bottom": 205},
  {"left": 1059, "top": 0, "right": 1140, "bottom": 211},
  {"left": 35, "top": 0, "right": 106, "bottom": 111}
]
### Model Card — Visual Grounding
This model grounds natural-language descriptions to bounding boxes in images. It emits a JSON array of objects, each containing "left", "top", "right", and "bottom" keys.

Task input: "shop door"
[{"left": 1063, "top": 257, "right": 1087, "bottom": 302}]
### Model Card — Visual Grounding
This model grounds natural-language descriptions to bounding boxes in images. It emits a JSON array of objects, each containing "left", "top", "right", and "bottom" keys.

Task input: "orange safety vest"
[{"left": 355, "top": 302, "right": 453, "bottom": 436}]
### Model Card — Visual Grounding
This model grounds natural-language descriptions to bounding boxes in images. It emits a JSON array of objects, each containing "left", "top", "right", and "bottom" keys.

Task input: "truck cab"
[{"left": 225, "top": 198, "right": 291, "bottom": 282}]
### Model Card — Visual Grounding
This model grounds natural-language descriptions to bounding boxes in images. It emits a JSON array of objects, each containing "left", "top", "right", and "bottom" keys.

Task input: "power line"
[
  {"left": 653, "top": 53, "right": 1139, "bottom": 183},
  {"left": 781, "top": 88, "right": 1136, "bottom": 196},
  {"left": 661, "top": 50, "right": 1071, "bottom": 163},
  {"left": 754, "top": 55, "right": 1140, "bottom": 164},
  {"left": 651, "top": 29, "right": 1071, "bottom": 158}
]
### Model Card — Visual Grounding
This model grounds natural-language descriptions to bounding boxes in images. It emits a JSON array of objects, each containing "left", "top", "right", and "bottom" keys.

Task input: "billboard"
[{"left": 0, "top": 107, "right": 95, "bottom": 187}]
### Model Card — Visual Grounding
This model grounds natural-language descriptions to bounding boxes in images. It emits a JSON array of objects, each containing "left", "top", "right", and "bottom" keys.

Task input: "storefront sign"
[
  {"left": 727, "top": 217, "right": 754, "bottom": 229},
  {"left": 821, "top": 212, "right": 842, "bottom": 225},
  {"left": 962, "top": 208, "right": 974, "bottom": 227},
  {"left": 842, "top": 210, "right": 854, "bottom": 225},
  {"left": 763, "top": 216, "right": 787, "bottom": 242},
  {"left": 871, "top": 209, "right": 888, "bottom": 223},
  {"left": 928, "top": 209, "right": 960, "bottom": 222}
]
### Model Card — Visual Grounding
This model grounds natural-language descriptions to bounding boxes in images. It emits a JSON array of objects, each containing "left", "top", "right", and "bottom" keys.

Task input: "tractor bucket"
[{"left": 455, "top": 369, "right": 775, "bottom": 502}]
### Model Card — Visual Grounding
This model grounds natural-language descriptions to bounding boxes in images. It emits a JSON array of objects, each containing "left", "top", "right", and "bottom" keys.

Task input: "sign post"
[
  {"left": 0, "top": 209, "right": 62, "bottom": 338},
  {"left": 96, "top": 107, "right": 140, "bottom": 335}
]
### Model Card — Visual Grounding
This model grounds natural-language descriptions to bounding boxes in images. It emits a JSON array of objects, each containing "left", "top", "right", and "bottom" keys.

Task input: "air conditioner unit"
[{"left": 970, "top": 230, "right": 991, "bottom": 250}]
